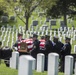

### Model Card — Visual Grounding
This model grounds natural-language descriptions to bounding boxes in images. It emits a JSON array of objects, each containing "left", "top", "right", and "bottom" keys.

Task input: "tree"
[
  {"left": 6, "top": 0, "right": 56, "bottom": 31},
  {"left": 0, "top": 0, "right": 9, "bottom": 22},
  {"left": 0, "top": 0, "right": 8, "bottom": 15},
  {"left": 5, "top": 0, "right": 43, "bottom": 31},
  {"left": 46, "top": 0, "right": 76, "bottom": 27}
]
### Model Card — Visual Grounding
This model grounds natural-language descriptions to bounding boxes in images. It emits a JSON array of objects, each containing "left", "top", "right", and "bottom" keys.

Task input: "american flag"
[
  {"left": 18, "top": 39, "right": 33, "bottom": 51},
  {"left": 39, "top": 39, "right": 45, "bottom": 50},
  {"left": 18, "top": 39, "right": 45, "bottom": 51}
]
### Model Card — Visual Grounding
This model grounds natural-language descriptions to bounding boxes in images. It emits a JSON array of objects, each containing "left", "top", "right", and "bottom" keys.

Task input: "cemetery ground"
[{"left": 0, "top": 61, "right": 65, "bottom": 75}]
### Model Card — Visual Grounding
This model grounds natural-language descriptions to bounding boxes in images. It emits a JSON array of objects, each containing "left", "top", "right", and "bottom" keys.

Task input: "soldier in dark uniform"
[
  {"left": 60, "top": 37, "right": 71, "bottom": 72},
  {"left": 44, "top": 35, "right": 53, "bottom": 71},
  {"left": 53, "top": 36, "right": 64, "bottom": 58},
  {"left": 31, "top": 34, "right": 40, "bottom": 59},
  {"left": 39, "top": 36, "right": 45, "bottom": 54},
  {"left": 44, "top": 35, "right": 53, "bottom": 56},
  {"left": 13, "top": 33, "right": 24, "bottom": 50}
]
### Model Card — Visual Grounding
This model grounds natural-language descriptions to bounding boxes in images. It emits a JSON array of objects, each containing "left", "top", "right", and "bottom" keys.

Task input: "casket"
[{"left": 18, "top": 39, "right": 33, "bottom": 51}]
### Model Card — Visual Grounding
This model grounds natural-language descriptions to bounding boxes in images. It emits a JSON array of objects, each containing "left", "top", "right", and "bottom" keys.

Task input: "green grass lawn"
[
  {"left": 0, "top": 63, "right": 18, "bottom": 75},
  {"left": 0, "top": 62, "right": 64, "bottom": 75}
]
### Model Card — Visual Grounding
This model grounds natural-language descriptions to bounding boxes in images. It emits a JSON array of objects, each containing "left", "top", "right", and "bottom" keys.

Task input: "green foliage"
[
  {"left": 0, "top": 10, "right": 4, "bottom": 16},
  {"left": 0, "top": 0, "right": 9, "bottom": 13},
  {"left": 40, "top": 0, "right": 57, "bottom": 9},
  {"left": 46, "top": 0, "right": 76, "bottom": 18}
]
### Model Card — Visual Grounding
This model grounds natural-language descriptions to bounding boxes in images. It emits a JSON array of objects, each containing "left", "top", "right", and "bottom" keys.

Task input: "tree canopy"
[
  {"left": 0, "top": 0, "right": 8, "bottom": 15},
  {"left": 46, "top": 0, "right": 76, "bottom": 26},
  {"left": 4, "top": 0, "right": 56, "bottom": 31}
]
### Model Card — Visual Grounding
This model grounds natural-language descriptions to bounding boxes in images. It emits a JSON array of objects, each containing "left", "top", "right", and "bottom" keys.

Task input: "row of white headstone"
[
  {"left": 9, "top": 52, "right": 75, "bottom": 75},
  {"left": 0, "top": 30, "right": 75, "bottom": 48},
  {"left": 0, "top": 25, "right": 75, "bottom": 36},
  {"left": 1, "top": 30, "right": 17, "bottom": 47},
  {"left": 0, "top": 26, "right": 76, "bottom": 48}
]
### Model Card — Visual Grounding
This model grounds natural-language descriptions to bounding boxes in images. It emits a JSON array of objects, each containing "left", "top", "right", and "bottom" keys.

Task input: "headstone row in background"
[{"left": 0, "top": 25, "right": 76, "bottom": 50}]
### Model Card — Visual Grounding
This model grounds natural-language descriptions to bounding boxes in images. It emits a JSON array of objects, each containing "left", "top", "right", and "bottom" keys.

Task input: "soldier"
[
  {"left": 13, "top": 33, "right": 24, "bottom": 50},
  {"left": 60, "top": 37, "right": 71, "bottom": 72},
  {"left": 39, "top": 36, "right": 45, "bottom": 54},
  {"left": 53, "top": 36, "right": 64, "bottom": 58},
  {"left": 44, "top": 35, "right": 53, "bottom": 56},
  {"left": 31, "top": 34, "right": 40, "bottom": 59},
  {"left": 44, "top": 35, "right": 53, "bottom": 71}
]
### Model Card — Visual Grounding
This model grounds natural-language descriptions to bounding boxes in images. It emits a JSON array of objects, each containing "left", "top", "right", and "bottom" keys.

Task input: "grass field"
[{"left": 0, "top": 62, "right": 65, "bottom": 75}]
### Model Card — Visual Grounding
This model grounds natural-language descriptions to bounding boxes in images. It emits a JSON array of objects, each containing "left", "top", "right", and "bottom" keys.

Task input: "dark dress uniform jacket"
[
  {"left": 62, "top": 42, "right": 71, "bottom": 56},
  {"left": 53, "top": 41, "right": 64, "bottom": 56},
  {"left": 44, "top": 40, "right": 53, "bottom": 71},
  {"left": 60, "top": 42, "right": 71, "bottom": 72},
  {"left": 0, "top": 48, "right": 2, "bottom": 59},
  {"left": 45, "top": 40, "right": 53, "bottom": 56},
  {"left": 31, "top": 39, "right": 40, "bottom": 58}
]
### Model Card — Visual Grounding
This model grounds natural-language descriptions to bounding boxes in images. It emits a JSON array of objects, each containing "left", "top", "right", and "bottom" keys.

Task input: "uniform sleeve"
[
  {"left": 13, "top": 41, "right": 18, "bottom": 48},
  {"left": 33, "top": 41, "right": 40, "bottom": 50},
  {"left": 45, "top": 41, "right": 53, "bottom": 55}
]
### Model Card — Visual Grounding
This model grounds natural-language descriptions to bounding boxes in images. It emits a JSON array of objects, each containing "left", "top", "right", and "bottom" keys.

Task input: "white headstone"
[
  {"left": 62, "top": 31, "right": 64, "bottom": 36},
  {"left": 60, "top": 27, "right": 63, "bottom": 32},
  {"left": 48, "top": 53, "right": 59, "bottom": 75},
  {"left": 74, "top": 45, "right": 76, "bottom": 53},
  {"left": 68, "top": 27, "right": 70, "bottom": 31},
  {"left": 64, "top": 55, "right": 74, "bottom": 75},
  {"left": 11, "top": 52, "right": 19, "bottom": 69},
  {"left": 37, "top": 53, "right": 45, "bottom": 72},
  {"left": 6, "top": 41, "right": 9, "bottom": 46},
  {"left": 54, "top": 31, "right": 56, "bottom": 37},
  {"left": 18, "top": 55, "right": 34, "bottom": 75},
  {"left": 50, "top": 36, "right": 52, "bottom": 40},
  {"left": 63, "top": 34, "right": 66, "bottom": 40},
  {"left": 37, "top": 32, "right": 40, "bottom": 35},
  {"left": 70, "top": 38, "right": 73, "bottom": 45},
  {"left": 71, "top": 27, "right": 74, "bottom": 31},
  {"left": 59, "top": 37, "right": 62, "bottom": 42},
  {"left": 41, "top": 31, "right": 44, "bottom": 36},
  {"left": 10, "top": 57, "right": 12, "bottom": 68},
  {"left": 58, "top": 31, "right": 61, "bottom": 36},
  {"left": 2, "top": 41, "right": 4, "bottom": 47},
  {"left": 73, "top": 35, "right": 76, "bottom": 40},
  {"left": 0, "top": 37, "right": 2, "bottom": 41},
  {"left": 74, "top": 30, "right": 76, "bottom": 35},
  {"left": 46, "top": 30, "right": 48, "bottom": 35},
  {"left": 32, "top": 58, "right": 36, "bottom": 70},
  {"left": 64, "top": 27, "right": 67, "bottom": 32},
  {"left": 75, "top": 62, "right": 76, "bottom": 75},
  {"left": 50, "top": 31, "right": 52, "bottom": 36}
]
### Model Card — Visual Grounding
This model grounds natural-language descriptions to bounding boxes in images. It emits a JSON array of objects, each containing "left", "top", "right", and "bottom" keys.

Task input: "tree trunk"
[
  {"left": 63, "top": 0, "right": 67, "bottom": 27},
  {"left": 63, "top": 13, "right": 67, "bottom": 27},
  {"left": 25, "top": 16, "right": 29, "bottom": 31}
]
